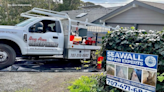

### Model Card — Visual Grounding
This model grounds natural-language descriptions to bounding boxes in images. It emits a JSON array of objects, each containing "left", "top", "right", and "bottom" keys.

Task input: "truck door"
[{"left": 26, "top": 19, "right": 64, "bottom": 55}]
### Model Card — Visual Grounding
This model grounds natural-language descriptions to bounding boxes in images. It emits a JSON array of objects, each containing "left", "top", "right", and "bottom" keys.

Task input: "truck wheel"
[{"left": 0, "top": 44, "right": 16, "bottom": 69}]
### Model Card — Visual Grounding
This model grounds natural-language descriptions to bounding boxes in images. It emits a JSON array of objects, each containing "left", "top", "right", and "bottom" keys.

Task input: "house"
[
  {"left": 53, "top": 0, "right": 63, "bottom": 4},
  {"left": 93, "top": 0, "right": 164, "bottom": 31},
  {"left": 62, "top": 6, "right": 121, "bottom": 45}
]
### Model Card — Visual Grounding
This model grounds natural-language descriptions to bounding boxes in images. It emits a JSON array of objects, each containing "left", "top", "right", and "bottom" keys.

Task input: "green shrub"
[
  {"left": 68, "top": 75, "right": 97, "bottom": 92},
  {"left": 68, "top": 74, "right": 122, "bottom": 92},
  {"left": 101, "top": 27, "right": 164, "bottom": 91}
]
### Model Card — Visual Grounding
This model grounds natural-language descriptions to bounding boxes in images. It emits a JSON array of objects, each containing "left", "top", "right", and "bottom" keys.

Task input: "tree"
[
  {"left": 84, "top": 2, "right": 95, "bottom": 6},
  {"left": 0, "top": 0, "right": 82, "bottom": 25},
  {"left": 57, "top": 0, "right": 81, "bottom": 11},
  {"left": 0, "top": 0, "right": 59, "bottom": 25}
]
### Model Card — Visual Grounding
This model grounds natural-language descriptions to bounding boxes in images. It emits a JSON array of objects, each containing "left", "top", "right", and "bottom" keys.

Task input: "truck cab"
[{"left": 16, "top": 17, "right": 64, "bottom": 55}]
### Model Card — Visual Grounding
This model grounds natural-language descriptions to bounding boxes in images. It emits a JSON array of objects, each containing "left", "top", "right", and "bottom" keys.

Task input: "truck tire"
[{"left": 0, "top": 44, "right": 16, "bottom": 69}]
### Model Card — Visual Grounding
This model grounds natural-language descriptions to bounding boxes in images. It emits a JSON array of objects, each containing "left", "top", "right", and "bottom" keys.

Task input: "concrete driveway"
[{"left": 0, "top": 72, "right": 101, "bottom": 92}]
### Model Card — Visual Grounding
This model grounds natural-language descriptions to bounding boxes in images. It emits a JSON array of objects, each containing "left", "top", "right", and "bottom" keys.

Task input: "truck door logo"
[{"left": 29, "top": 36, "right": 58, "bottom": 47}]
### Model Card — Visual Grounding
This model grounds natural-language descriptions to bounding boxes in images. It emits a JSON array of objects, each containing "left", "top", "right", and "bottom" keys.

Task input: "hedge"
[{"left": 101, "top": 27, "right": 164, "bottom": 91}]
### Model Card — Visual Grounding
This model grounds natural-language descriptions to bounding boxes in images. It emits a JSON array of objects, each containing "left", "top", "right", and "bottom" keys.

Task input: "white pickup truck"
[{"left": 0, "top": 8, "right": 113, "bottom": 69}]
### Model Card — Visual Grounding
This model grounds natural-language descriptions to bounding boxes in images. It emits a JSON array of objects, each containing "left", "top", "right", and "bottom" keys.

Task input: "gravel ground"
[{"left": 0, "top": 72, "right": 101, "bottom": 92}]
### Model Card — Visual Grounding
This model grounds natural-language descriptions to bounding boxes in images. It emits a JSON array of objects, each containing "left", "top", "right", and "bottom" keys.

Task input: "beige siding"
[
  {"left": 107, "top": 24, "right": 134, "bottom": 28},
  {"left": 138, "top": 25, "right": 164, "bottom": 31},
  {"left": 106, "top": 6, "right": 164, "bottom": 24}
]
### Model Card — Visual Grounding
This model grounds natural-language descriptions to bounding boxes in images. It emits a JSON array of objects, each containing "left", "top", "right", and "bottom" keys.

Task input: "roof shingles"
[
  {"left": 62, "top": 7, "right": 120, "bottom": 23},
  {"left": 139, "top": 1, "right": 164, "bottom": 10}
]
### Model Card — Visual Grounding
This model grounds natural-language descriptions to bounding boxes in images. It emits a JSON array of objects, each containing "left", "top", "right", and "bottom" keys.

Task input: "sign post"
[{"left": 106, "top": 50, "right": 158, "bottom": 92}]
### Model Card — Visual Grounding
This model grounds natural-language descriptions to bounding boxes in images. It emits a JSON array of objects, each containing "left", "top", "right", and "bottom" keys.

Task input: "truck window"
[
  {"left": 29, "top": 22, "right": 44, "bottom": 33},
  {"left": 16, "top": 18, "right": 38, "bottom": 27},
  {"left": 55, "top": 21, "right": 61, "bottom": 33},
  {"left": 29, "top": 20, "right": 61, "bottom": 33}
]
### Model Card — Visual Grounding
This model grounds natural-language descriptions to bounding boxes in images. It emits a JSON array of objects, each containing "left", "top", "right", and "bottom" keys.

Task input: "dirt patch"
[{"left": 0, "top": 72, "right": 101, "bottom": 92}]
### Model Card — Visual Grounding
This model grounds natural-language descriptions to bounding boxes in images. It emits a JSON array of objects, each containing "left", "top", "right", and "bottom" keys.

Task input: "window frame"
[{"left": 28, "top": 19, "right": 62, "bottom": 33}]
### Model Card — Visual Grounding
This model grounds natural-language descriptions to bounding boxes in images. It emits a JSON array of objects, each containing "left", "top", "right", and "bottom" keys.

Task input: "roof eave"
[
  {"left": 92, "top": 0, "right": 164, "bottom": 24},
  {"left": 93, "top": 1, "right": 136, "bottom": 23},
  {"left": 135, "top": 1, "right": 164, "bottom": 15}
]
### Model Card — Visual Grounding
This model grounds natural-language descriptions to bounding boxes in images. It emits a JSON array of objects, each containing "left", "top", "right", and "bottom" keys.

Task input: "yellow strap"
[
  {"left": 83, "top": 61, "right": 90, "bottom": 63},
  {"left": 83, "top": 65, "right": 89, "bottom": 67},
  {"left": 97, "top": 62, "right": 102, "bottom": 64}
]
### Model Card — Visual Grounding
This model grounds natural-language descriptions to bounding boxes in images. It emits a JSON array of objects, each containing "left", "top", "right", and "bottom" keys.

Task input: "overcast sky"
[{"left": 81, "top": 0, "right": 164, "bottom": 7}]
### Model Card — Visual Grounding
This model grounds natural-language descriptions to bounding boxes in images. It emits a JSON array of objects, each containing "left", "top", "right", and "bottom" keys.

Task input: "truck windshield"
[{"left": 15, "top": 18, "right": 37, "bottom": 27}]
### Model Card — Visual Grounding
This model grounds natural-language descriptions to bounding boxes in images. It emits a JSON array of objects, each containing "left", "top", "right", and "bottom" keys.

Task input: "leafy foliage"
[
  {"left": 101, "top": 27, "right": 164, "bottom": 91},
  {"left": 68, "top": 73, "right": 122, "bottom": 92},
  {"left": 68, "top": 74, "right": 99, "bottom": 92},
  {"left": 101, "top": 27, "right": 164, "bottom": 65},
  {"left": 57, "top": 0, "right": 81, "bottom": 11},
  {"left": 0, "top": 0, "right": 82, "bottom": 25},
  {"left": 157, "top": 73, "right": 164, "bottom": 82}
]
